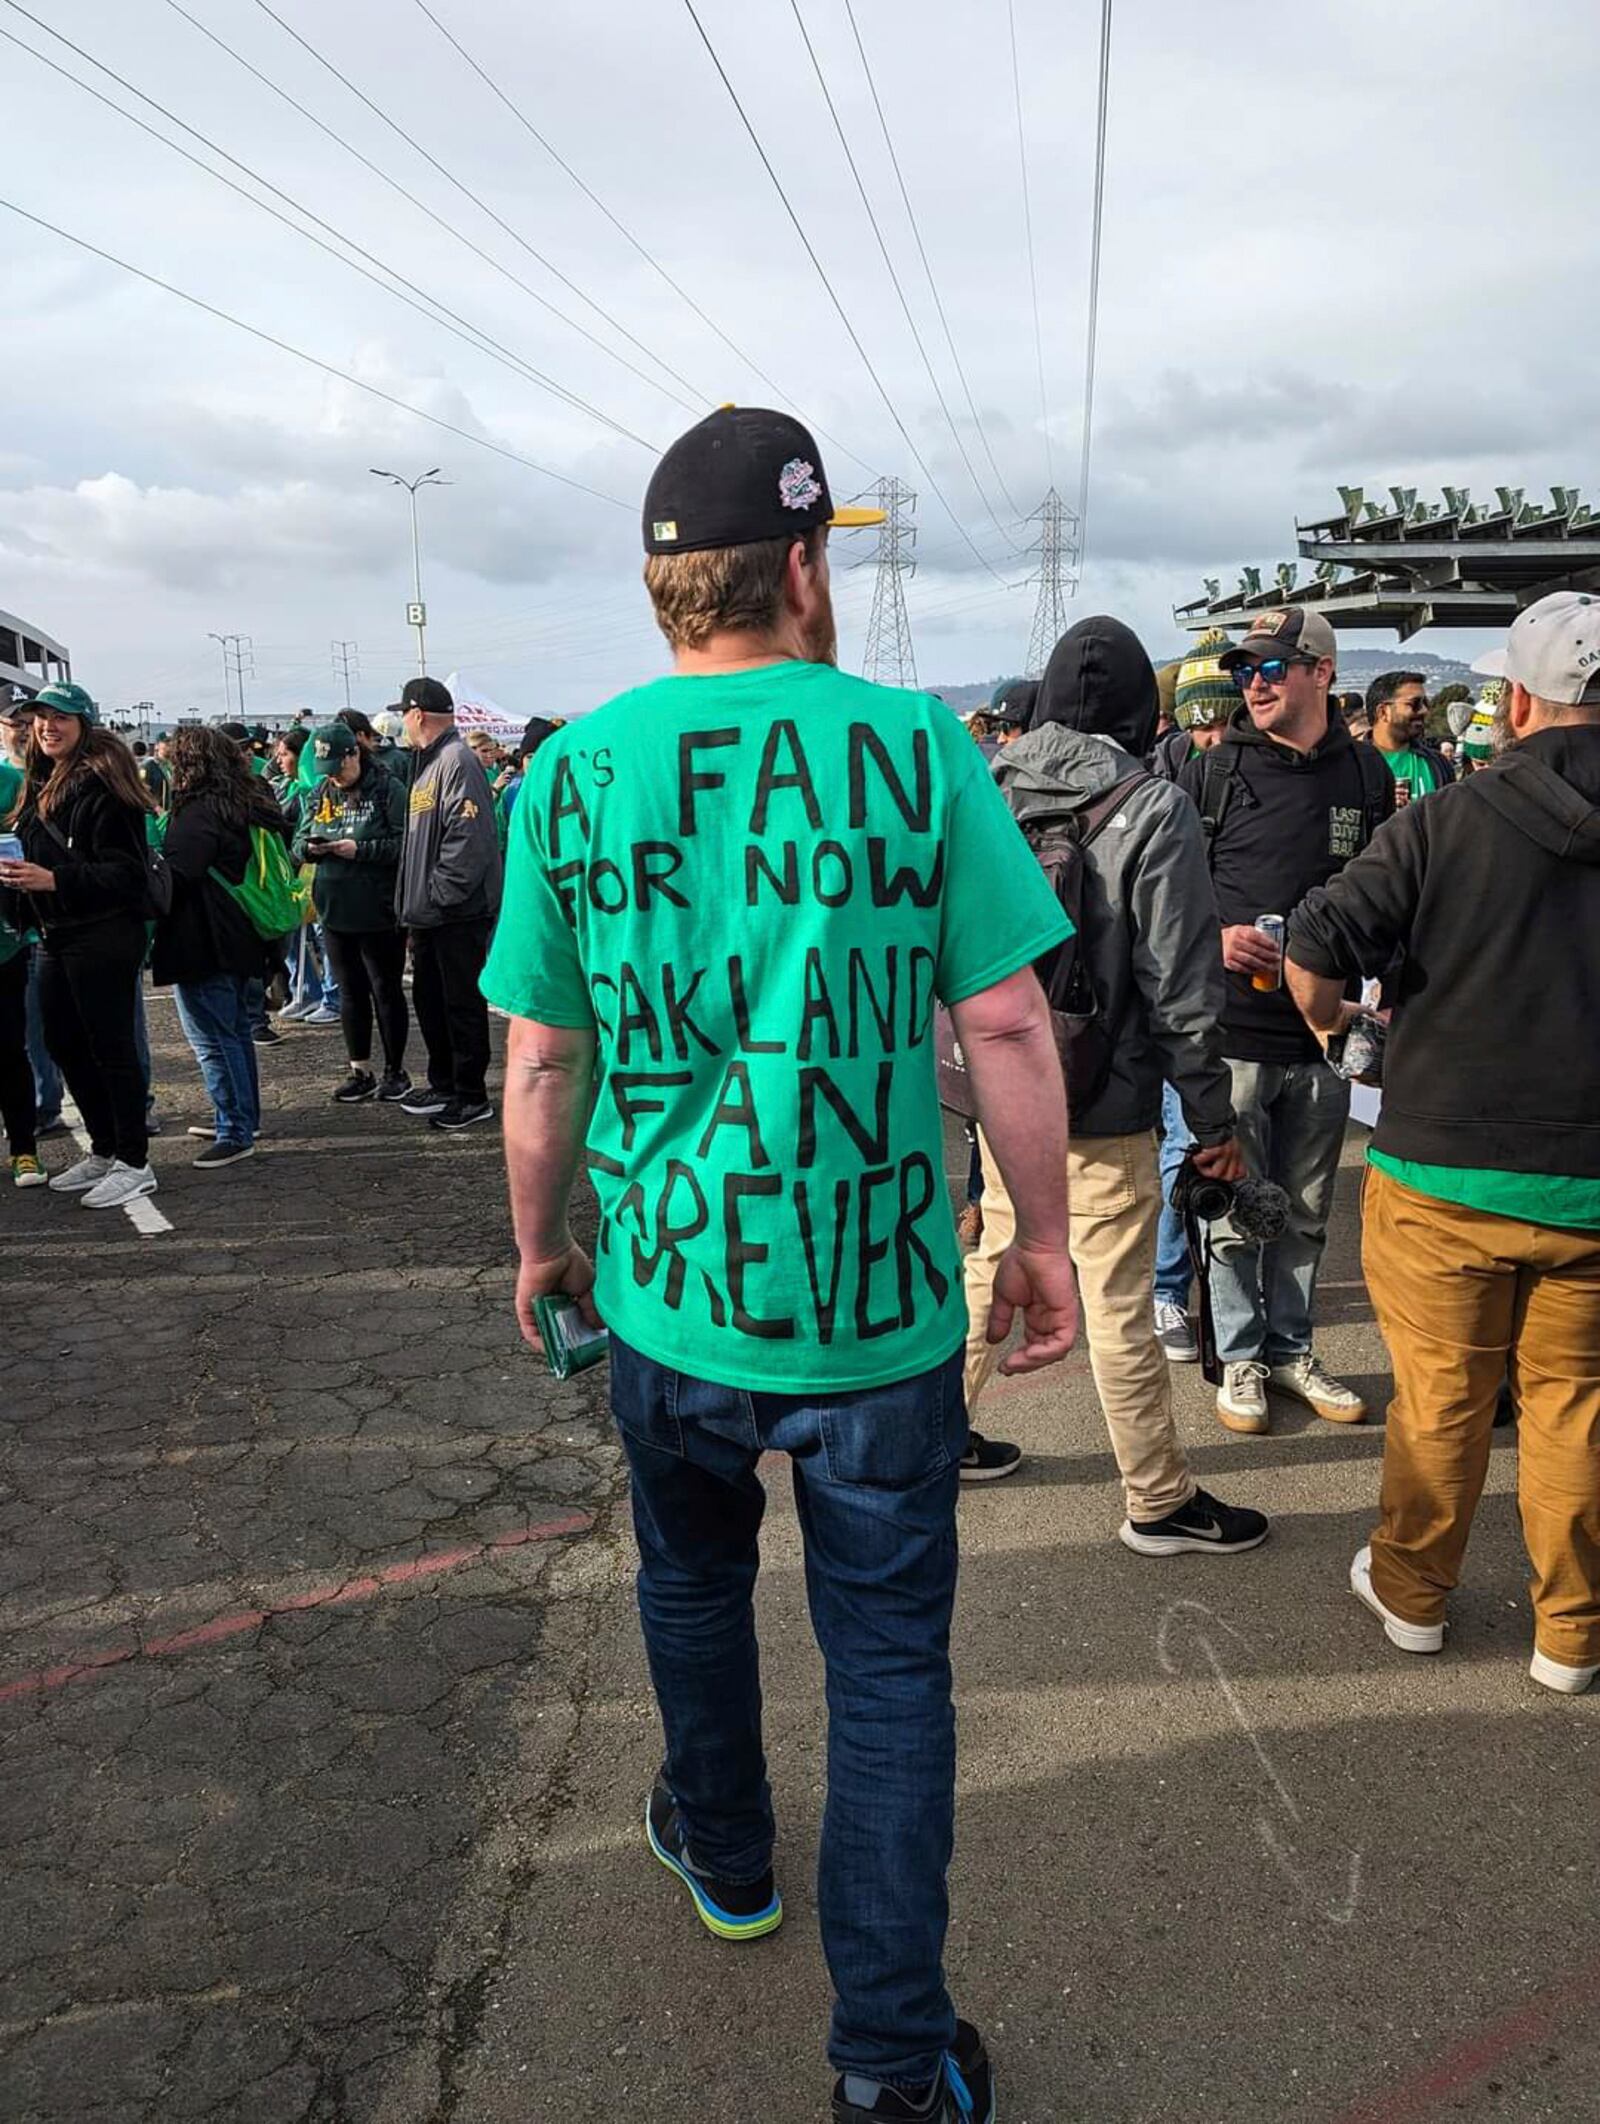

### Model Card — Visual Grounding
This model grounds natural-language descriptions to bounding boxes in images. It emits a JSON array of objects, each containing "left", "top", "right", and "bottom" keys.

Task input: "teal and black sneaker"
[
  {"left": 832, "top": 2021, "right": 995, "bottom": 2122},
  {"left": 645, "top": 1780, "right": 783, "bottom": 1943}
]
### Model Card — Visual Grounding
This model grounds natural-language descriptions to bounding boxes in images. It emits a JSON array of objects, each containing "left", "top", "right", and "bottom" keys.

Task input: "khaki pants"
[
  {"left": 1363, "top": 1165, "right": 1600, "bottom": 1666},
  {"left": 963, "top": 1130, "right": 1195, "bottom": 1523}
]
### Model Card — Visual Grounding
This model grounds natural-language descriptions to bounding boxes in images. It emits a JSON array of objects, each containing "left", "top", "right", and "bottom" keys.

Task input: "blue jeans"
[
  {"left": 1154, "top": 1081, "right": 1193, "bottom": 1306},
  {"left": 611, "top": 1335, "right": 966, "bottom": 2089},
  {"left": 133, "top": 979, "right": 156, "bottom": 1117},
  {"left": 24, "top": 948, "right": 63, "bottom": 1123},
  {"left": 173, "top": 973, "right": 260, "bottom": 1147},
  {"left": 292, "top": 924, "right": 340, "bottom": 1011},
  {"left": 1206, "top": 1057, "right": 1351, "bottom": 1365}
]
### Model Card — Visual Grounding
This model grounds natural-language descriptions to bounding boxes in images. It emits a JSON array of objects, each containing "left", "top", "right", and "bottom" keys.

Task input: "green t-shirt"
[
  {"left": 483, "top": 659, "right": 1072, "bottom": 1392},
  {"left": 1369, "top": 1150, "right": 1600, "bottom": 1232},
  {"left": 0, "top": 758, "right": 21, "bottom": 822},
  {"left": 1384, "top": 749, "right": 1442, "bottom": 802}
]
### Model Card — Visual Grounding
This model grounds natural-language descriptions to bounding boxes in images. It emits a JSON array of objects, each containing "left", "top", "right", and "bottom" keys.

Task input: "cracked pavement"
[
  {"left": 3, "top": 995, "right": 1597, "bottom": 2122},
  {"left": 0, "top": 996, "right": 623, "bottom": 2121}
]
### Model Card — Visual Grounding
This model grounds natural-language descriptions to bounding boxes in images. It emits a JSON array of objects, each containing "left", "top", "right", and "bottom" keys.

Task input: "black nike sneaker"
[
  {"left": 832, "top": 2020, "right": 995, "bottom": 2122},
  {"left": 644, "top": 1780, "right": 781, "bottom": 1942},
  {"left": 1118, "top": 1485, "right": 1269, "bottom": 1557}
]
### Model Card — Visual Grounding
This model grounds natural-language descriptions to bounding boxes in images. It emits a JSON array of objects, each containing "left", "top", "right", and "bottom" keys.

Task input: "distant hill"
[{"left": 929, "top": 647, "right": 1483, "bottom": 714}]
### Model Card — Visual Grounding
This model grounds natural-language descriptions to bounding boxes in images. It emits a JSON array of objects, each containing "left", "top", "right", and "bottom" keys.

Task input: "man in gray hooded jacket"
[{"left": 962, "top": 616, "right": 1269, "bottom": 1555}]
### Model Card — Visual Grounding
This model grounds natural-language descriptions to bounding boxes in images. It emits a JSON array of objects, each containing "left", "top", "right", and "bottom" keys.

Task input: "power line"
[
  {"left": 1007, "top": 0, "right": 1054, "bottom": 488},
  {"left": 249, "top": 0, "right": 706, "bottom": 415},
  {"left": 158, "top": 0, "right": 679, "bottom": 429},
  {"left": 786, "top": 0, "right": 1020, "bottom": 553},
  {"left": 680, "top": 0, "right": 1009, "bottom": 586},
  {"left": 838, "top": 0, "right": 1027, "bottom": 528},
  {"left": 1076, "top": 0, "right": 1115, "bottom": 567},
  {"left": 1, "top": 196, "right": 635, "bottom": 511},
  {"left": 403, "top": 0, "right": 874, "bottom": 480},
  {"left": 1023, "top": 488, "right": 1078, "bottom": 676},
  {"left": 1, "top": 12, "right": 656, "bottom": 451}
]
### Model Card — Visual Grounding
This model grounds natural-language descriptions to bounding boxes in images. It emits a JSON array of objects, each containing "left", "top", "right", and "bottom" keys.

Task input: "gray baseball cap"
[
  {"left": 1473, "top": 589, "right": 1600, "bottom": 706},
  {"left": 1218, "top": 606, "right": 1337, "bottom": 669}
]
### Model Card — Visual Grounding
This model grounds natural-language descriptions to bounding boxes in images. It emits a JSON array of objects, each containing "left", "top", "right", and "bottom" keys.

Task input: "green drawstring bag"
[{"left": 212, "top": 825, "right": 310, "bottom": 940}]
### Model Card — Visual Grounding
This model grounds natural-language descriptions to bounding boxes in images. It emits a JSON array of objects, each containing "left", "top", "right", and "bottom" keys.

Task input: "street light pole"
[{"left": 370, "top": 467, "right": 449, "bottom": 678}]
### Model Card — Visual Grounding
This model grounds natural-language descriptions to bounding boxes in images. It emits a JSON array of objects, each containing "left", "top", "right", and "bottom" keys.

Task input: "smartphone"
[{"left": 0, "top": 833, "right": 23, "bottom": 864}]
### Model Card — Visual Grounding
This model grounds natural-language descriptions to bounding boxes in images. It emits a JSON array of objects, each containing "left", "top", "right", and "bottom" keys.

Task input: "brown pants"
[
  {"left": 1362, "top": 1165, "right": 1600, "bottom": 1666},
  {"left": 964, "top": 1130, "right": 1195, "bottom": 1523}
]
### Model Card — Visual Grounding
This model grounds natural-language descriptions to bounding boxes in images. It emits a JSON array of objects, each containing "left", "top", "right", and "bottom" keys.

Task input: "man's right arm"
[{"left": 948, "top": 967, "right": 1079, "bottom": 1374}]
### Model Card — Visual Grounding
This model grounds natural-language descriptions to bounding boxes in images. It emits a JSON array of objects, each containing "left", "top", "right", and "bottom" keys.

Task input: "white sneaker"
[
  {"left": 1268, "top": 1352, "right": 1367, "bottom": 1424},
  {"left": 81, "top": 1160, "right": 159, "bottom": 1211},
  {"left": 278, "top": 999, "right": 315, "bottom": 1022},
  {"left": 48, "top": 1152, "right": 112, "bottom": 1194},
  {"left": 1217, "top": 1360, "right": 1270, "bottom": 1434},
  {"left": 1530, "top": 1648, "right": 1599, "bottom": 1696},
  {"left": 1349, "top": 1545, "right": 1444, "bottom": 1654}
]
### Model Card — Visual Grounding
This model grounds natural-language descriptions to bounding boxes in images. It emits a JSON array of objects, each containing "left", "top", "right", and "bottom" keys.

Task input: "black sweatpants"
[
  {"left": 410, "top": 919, "right": 492, "bottom": 1104},
  {"left": 37, "top": 923, "right": 149, "bottom": 1166},
  {"left": 0, "top": 949, "right": 37, "bottom": 1159},
  {"left": 323, "top": 927, "right": 409, "bottom": 1075}
]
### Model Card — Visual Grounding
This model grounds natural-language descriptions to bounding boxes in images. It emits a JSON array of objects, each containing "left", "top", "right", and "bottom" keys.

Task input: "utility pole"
[
  {"left": 861, "top": 477, "right": 918, "bottom": 689},
  {"left": 1023, "top": 489, "right": 1080, "bottom": 677},
  {"left": 370, "top": 466, "right": 449, "bottom": 677},
  {"left": 208, "top": 632, "right": 254, "bottom": 717},
  {"left": 331, "top": 639, "right": 360, "bottom": 711}
]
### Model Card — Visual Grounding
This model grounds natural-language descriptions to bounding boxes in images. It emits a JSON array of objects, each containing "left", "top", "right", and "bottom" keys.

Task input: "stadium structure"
[{"left": 1, "top": 605, "right": 72, "bottom": 697}]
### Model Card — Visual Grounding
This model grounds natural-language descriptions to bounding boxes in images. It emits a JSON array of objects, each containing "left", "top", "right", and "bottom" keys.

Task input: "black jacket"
[
  {"left": 1289, "top": 726, "right": 1600, "bottom": 1178},
  {"left": 1179, "top": 709, "right": 1396, "bottom": 1063},
  {"left": 151, "top": 795, "right": 264, "bottom": 987},
  {"left": 12, "top": 774, "right": 148, "bottom": 946},
  {"left": 1149, "top": 728, "right": 1194, "bottom": 782},
  {"left": 292, "top": 760, "right": 407, "bottom": 933}
]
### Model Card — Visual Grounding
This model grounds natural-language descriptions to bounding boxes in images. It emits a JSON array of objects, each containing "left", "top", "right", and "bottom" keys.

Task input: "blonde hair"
[{"left": 644, "top": 531, "right": 816, "bottom": 652}]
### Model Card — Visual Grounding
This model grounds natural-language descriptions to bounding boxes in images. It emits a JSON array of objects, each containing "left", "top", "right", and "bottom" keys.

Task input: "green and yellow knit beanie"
[{"left": 1175, "top": 630, "right": 1237, "bottom": 729}]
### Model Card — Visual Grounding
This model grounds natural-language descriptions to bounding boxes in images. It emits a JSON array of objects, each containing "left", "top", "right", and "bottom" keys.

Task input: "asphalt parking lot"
[{"left": 1, "top": 997, "right": 1595, "bottom": 2121}]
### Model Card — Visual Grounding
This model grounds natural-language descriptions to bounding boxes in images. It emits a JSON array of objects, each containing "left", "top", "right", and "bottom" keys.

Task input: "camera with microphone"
[{"left": 1169, "top": 1151, "right": 1292, "bottom": 1382}]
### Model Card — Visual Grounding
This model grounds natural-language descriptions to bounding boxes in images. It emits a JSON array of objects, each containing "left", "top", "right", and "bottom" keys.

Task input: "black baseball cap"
[
  {"left": 642, "top": 406, "right": 886, "bottom": 556},
  {"left": 400, "top": 677, "right": 454, "bottom": 716},
  {"left": 987, "top": 676, "right": 1037, "bottom": 730}
]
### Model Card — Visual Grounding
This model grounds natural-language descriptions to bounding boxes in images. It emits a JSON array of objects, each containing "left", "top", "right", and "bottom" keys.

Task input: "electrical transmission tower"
[
  {"left": 331, "top": 638, "right": 360, "bottom": 710},
  {"left": 1023, "top": 489, "right": 1081, "bottom": 676},
  {"left": 861, "top": 478, "right": 918, "bottom": 688},
  {"left": 208, "top": 631, "right": 255, "bottom": 717}
]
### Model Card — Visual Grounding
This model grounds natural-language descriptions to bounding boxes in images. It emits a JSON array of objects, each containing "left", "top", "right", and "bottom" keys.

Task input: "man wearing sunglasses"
[{"left": 1179, "top": 608, "right": 1394, "bottom": 1434}]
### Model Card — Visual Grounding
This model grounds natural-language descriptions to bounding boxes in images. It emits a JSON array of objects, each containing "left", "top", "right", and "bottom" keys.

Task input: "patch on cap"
[
  {"left": 778, "top": 458, "right": 823, "bottom": 512},
  {"left": 652, "top": 519, "right": 679, "bottom": 543}
]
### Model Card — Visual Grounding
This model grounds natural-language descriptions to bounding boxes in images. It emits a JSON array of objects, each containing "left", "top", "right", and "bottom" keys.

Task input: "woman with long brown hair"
[
  {"left": 0, "top": 683, "right": 156, "bottom": 1209},
  {"left": 154, "top": 724, "right": 283, "bottom": 1168}
]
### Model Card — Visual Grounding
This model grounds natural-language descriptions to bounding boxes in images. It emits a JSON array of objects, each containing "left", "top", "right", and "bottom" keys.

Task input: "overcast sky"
[{"left": 4, "top": 0, "right": 1596, "bottom": 719}]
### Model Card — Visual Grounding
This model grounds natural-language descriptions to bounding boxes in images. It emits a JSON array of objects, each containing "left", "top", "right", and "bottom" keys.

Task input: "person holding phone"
[
  {"left": 292, "top": 722, "right": 410, "bottom": 1103},
  {"left": 0, "top": 683, "right": 156, "bottom": 1210},
  {"left": 154, "top": 725, "right": 286, "bottom": 1169}
]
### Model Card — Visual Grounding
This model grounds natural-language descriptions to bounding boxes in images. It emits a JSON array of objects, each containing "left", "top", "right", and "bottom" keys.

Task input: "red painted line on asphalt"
[
  {"left": 1332, "top": 1954, "right": 1600, "bottom": 2124},
  {"left": 0, "top": 1509, "right": 594, "bottom": 1706}
]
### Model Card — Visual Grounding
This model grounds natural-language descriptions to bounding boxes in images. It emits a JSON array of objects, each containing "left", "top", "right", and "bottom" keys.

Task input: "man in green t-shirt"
[
  {"left": 483, "top": 406, "right": 1078, "bottom": 2123},
  {"left": 1287, "top": 589, "right": 1600, "bottom": 1699},
  {"left": 1366, "top": 670, "right": 1454, "bottom": 806}
]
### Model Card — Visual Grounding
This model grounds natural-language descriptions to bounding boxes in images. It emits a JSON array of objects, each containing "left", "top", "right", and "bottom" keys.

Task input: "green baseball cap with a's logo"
[{"left": 32, "top": 681, "right": 99, "bottom": 725}]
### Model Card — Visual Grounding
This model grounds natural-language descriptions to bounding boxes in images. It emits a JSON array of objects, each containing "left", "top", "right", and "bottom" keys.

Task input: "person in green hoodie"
[{"left": 292, "top": 722, "right": 411, "bottom": 1103}]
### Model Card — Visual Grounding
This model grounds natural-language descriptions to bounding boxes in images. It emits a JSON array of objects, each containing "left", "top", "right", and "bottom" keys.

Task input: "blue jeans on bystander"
[
  {"left": 173, "top": 972, "right": 260, "bottom": 1148},
  {"left": 1206, "top": 1056, "right": 1351, "bottom": 1365},
  {"left": 1154, "top": 1080, "right": 1193, "bottom": 1308},
  {"left": 609, "top": 1334, "right": 967, "bottom": 2091}
]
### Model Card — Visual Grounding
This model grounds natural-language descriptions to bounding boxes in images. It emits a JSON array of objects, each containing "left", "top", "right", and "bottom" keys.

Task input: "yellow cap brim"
[{"left": 829, "top": 505, "right": 887, "bottom": 528}]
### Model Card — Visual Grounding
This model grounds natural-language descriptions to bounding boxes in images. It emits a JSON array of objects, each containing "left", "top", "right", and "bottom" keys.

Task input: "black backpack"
[
  {"left": 1193, "top": 739, "right": 1392, "bottom": 859},
  {"left": 935, "top": 769, "right": 1148, "bottom": 1118}
]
